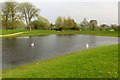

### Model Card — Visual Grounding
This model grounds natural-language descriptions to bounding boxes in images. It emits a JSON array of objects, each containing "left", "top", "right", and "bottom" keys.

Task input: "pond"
[{"left": 2, "top": 35, "right": 118, "bottom": 70}]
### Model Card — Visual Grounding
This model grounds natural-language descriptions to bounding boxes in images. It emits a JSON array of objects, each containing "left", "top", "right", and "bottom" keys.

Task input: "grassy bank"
[
  {"left": 80, "top": 30, "right": 118, "bottom": 37},
  {"left": 0, "top": 29, "right": 27, "bottom": 35},
  {"left": 1, "top": 30, "right": 119, "bottom": 38},
  {"left": 2, "top": 44, "right": 118, "bottom": 78}
]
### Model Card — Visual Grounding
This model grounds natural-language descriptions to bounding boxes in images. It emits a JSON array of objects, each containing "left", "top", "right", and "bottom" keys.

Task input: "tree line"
[
  {"left": 79, "top": 18, "right": 119, "bottom": 31},
  {"left": 0, "top": 2, "right": 119, "bottom": 31},
  {"left": 0, "top": 2, "right": 40, "bottom": 30}
]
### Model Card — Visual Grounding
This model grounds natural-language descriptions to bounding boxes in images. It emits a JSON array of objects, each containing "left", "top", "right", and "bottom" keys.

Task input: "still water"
[{"left": 2, "top": 35, "right": 118, "bottom": 70}]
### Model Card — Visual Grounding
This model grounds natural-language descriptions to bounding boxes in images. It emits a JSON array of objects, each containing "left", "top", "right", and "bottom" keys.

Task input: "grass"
[
  {"left": 2, "top": 44, "right": 118, "bottom": 78},
  {"left": 80, "top": 30, "right": 118, "bottom": 37},
  {"left": 0, "top": 29, "right": 28, "bottom": 35},
  {"left": 0, "top": 30, "right": 119, "bottom": 38}
]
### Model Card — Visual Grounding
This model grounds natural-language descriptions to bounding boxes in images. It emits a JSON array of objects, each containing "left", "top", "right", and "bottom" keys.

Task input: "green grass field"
[
  {"left": 0, "top": 29, "right": 28, "bottom": 35},
  {"left": 2, "top": 44, "right": 118, "bottom": 78},
  {"left": 0, "top": 30, "right": 119, "bottom": 38}
]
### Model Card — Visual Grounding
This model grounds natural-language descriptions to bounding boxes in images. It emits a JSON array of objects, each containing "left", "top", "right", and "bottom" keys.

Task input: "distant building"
[{"left": 50, "top": 23, "right": 56, "bottom": 30}]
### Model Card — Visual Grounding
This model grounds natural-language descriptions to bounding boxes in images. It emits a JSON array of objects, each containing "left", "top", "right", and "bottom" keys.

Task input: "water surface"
[{"left": 2, "top": 35, "right": 118, "bottom": 70}]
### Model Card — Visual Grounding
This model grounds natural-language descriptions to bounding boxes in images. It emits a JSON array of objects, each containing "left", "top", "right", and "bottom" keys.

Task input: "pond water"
[{"left": 2, "top": 35, "right": 118, "bottom": 70}]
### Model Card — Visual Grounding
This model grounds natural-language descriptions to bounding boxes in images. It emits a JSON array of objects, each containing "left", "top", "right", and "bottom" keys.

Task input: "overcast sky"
[{"left": 0, "top": 0, "right": 119, "bottom": 25}]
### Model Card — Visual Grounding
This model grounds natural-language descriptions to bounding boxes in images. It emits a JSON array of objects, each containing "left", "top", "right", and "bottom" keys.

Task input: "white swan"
[
  {"left": 31, "top": 42, "right": 35, "bottom": 46},
  {"left": 86, "top": 43, "right": 89, "bottom": 48}
]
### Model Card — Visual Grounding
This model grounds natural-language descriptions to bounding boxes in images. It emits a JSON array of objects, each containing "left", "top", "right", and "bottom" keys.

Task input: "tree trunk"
[{"left": 29, "top": 26, "right": 31, "bottom": 31}]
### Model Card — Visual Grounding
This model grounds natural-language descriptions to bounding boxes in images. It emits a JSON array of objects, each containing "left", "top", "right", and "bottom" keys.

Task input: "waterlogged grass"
[
  {"left": 2, "top": 44, "right": 118, "bottom": 78},
  {"left": 1, "top": 30, "right": 119, "bottom": 38}
]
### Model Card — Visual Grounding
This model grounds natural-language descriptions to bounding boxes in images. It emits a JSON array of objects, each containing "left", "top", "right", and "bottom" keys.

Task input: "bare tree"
[{"left": 18, "top": 2, "right": 40, "bottom": 31}]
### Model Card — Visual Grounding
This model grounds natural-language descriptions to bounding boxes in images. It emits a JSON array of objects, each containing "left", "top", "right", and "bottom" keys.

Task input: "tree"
[
  {"left": 18, "top": 2, "right": 40, "bottom": 31},
  {"left": 0, "top": 2, "right": 9, "bottom": 29},
  {"left": 55, "top": 16, "right": 78, "bottom": 30},
  {"left": 0, "top": 16, "right": 1, "bottom": 24},
  {"left": 80, "top": 18, "right": 89, "bottom": 30},
  {"left": 31, "top": 16, "right": 50, "bottom": 30},
  {"left": 100, "top": 24, "right": 109, "bottom": 31},
  {"left": 64, "top": 17, "right": 77, "bottom": 29},
  {"left": 15, "top": 20, "right": 27, "bottom": 29},
  {"left": 111, "top": 24, "right": 118, "bottom": 31},
  {"left": 89, "top": 20, "right": 97, "bottom": 30},
  {"left": 0, "top": 3, "right": 2, "bottom": 29},
  {"left": 1, "top": 2, "right": 19, "bottom": 30},
  {"left": 55, "top": 16, "right": 63, "bottom": 29}
]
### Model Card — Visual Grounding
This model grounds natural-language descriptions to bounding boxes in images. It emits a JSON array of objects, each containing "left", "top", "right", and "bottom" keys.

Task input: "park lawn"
[
  {"left": 0, "top": 29, "right": 28, "bottom": 35},
  {"left": 2, "top": 44, "right": 118, "bottom": 78},
  {"left": 1, "top": 30, "right": 119, "bottom": 38},
  {"left": 80, "top": 30, "right": 118, "bottom": 37}
]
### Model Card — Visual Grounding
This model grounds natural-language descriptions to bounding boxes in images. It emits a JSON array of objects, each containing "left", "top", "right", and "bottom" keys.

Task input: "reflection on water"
[{"left": 2, "top": 35, "right": 118, "bottom": 70}]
